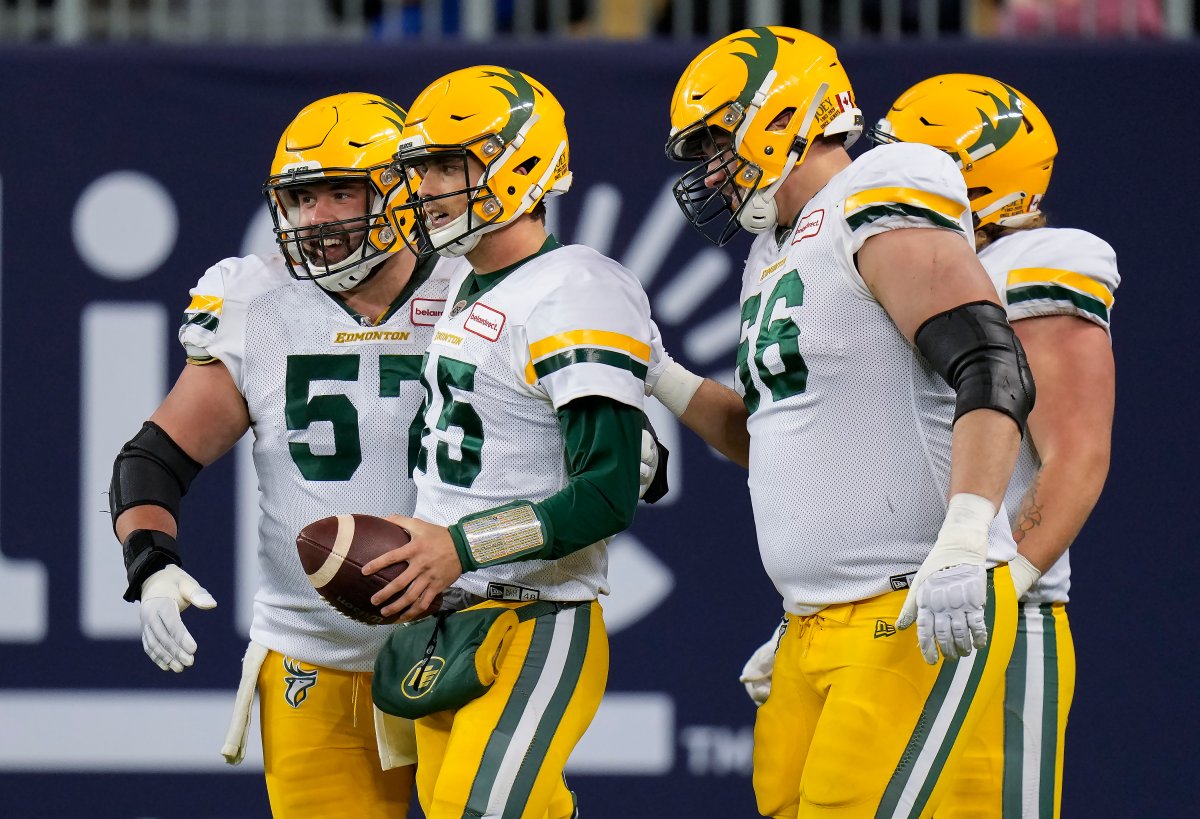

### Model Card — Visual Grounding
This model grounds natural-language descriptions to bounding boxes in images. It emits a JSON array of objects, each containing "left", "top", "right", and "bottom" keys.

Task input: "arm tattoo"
[{"left": 1012, "top": 472, "right": 1044, "bottom": 545}]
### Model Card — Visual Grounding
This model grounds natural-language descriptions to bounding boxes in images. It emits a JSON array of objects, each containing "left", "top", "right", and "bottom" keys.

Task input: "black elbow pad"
[
  {"left": 914, "top": 301, "right": 1036, "bottom": 432},
  {"left": 109, "top": 421, "right": 203, "bottom": 528}
]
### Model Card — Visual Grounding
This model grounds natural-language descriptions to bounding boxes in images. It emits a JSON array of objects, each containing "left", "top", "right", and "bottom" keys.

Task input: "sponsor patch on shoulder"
[
  {"left": 411, "top": 298, "right": 445, "bottom": 326},
  {"left": 465, "top": 302, "right": 506, "bottom": 342}
]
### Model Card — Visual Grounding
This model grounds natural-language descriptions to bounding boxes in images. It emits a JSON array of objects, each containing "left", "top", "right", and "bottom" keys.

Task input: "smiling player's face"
[{"left": 280, "top": 179, "right": 371, "bottom": 265}]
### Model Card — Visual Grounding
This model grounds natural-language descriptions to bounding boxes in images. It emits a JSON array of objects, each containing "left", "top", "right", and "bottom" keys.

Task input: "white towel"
[
  {"left": 373, "top": 706, "right": 418, "bottom": 770},
  {"left": 220, "top": 640, "right": 269, "bottom": 765}
]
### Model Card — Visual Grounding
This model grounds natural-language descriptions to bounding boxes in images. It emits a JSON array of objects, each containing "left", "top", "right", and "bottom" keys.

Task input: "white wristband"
[
  {"left": 652, "top": 360, "right": 704, "bottom": 417},
  {"left": 937, "top": 493, "right": 997, "bottom": 562},
  {"left": 1008, "top": 553, "right": 1042, "bottom": 600}
]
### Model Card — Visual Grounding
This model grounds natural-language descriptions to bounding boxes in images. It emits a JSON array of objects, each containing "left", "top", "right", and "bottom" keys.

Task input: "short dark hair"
[{"left": 530, "top": 200, "right": 546, "bottom": 223}]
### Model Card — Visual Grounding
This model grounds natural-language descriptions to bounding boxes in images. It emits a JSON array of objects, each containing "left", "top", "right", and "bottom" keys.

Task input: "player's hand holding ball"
[
  {"left": 297, "top": 513, "right": 430, "bottom": 624},
  {"left": 364, "top": 515, "right": 463, "bottom": 622}
]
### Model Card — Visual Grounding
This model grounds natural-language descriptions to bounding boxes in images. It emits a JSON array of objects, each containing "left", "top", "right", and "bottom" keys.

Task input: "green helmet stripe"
[
  {"left": 731, "top": 27, "right": 779, "bottom": 109},
  {"left": 366, "top": 97, "right": 407, "bottom": 133},
  {"left": 482, "top": 68, "right": 536, "bottom": 145},
  {"left": 966, "top": 84, "right": 1024, "bottom": 159}
]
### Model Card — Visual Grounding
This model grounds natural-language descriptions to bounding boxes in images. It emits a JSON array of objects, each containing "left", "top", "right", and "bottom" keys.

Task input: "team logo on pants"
[{"left": 282, "top": 657, "right": 318, "bottom": 708}]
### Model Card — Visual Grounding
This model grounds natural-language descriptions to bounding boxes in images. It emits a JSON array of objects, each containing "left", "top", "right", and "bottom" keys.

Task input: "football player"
[
  {"left": 647, "top": 27, "right": 1032, "bottom": 816},
  {"left": 870, "top": 74, "right": 1118, "bottom": 819},
  {"left": 363, "top": 66, "right": 654, "bottom": 818},
  {"left": 108, "top": 92, "right": 464, "bottom": 818}
]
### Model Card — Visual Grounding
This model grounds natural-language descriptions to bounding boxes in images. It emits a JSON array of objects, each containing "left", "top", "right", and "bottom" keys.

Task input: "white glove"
[
  {"left": 638, "top": 429, "right": 659, "bottom": 500},
  {"left": 139, "top": 565, "right": 217, "bottom": 673},
  {"left": 1009, "top": 553, "right": 1042, "bottom": 600},
  {"left": 738, "top": 636, "right": 778, "bottom": 706},
  {"left": 897, "top": 493, "right": 994, "bottom": 665}
]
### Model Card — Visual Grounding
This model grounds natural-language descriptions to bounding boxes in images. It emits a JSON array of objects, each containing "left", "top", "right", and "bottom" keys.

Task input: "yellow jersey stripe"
[
  {"left": 844, "top": 187, "right": 965, "bottom": 220},
  {"left": 528, "top": 330, "right": 651, "bottom": 363},
  {"left": 1007, "top": 268, "right": 1114, "bottom": 308},
  {"left": 185, "top": 294, "right": 224, "bottom": 313}
]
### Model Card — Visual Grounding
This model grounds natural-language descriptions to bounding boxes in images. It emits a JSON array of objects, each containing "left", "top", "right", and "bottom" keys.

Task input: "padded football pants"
[
  {"left": 753, "top": 566, "right": 1017, "bottom": 818},
  {"left": 935, "top": 602, "right": 1075, "bottom": 819},
  {"left": 414, "top": 599, "right": 607, "bottom": 819},
  {"left": 258, "top": 651, "right": 415, "bottom": 818}
]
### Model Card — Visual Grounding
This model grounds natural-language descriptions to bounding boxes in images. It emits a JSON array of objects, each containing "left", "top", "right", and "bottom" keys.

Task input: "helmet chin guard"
[
  {"left": 736, "top": 193, "right": 778, "bottom": 234},
  {"left": 426, "top": 210, "right": 483, "bottom": 258}
]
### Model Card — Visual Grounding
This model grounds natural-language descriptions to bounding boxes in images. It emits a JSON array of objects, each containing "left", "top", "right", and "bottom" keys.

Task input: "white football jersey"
[
  {"left": 737, "top": 143, "right": 1018, "bottom": 615},
  {"left": 178, "top": 251, "right": 462, "bottom": 670},
  {"left": 980, "top": 227, "right": 1120, "bottom": 603},
  {"left": 413, "top": 241, "right": 651, "bottom": 603}
]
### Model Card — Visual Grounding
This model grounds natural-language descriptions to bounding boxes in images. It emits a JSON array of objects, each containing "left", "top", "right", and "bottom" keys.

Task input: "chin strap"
[{"left": 735, "top": 82, "right": 830, "bottom": 235}]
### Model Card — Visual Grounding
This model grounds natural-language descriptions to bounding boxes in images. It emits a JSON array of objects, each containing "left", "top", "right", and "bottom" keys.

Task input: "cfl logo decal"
[
  {"left": 282, "top": 657, "right": 318, "bottom": 708},
  {"left": 402, "top": 656, "right": 446, "bottom": 699}
]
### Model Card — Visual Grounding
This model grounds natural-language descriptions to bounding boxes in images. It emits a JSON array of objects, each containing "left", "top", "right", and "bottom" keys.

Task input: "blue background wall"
[{"left": 0, "top": 41, "right": 1196, "bottom": 816}]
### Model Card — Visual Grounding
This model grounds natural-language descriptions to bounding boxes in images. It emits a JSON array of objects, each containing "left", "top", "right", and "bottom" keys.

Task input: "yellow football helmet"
[
  {"left": 388, "top": 66, "right": 571, "bottom": 258},
  {"left": 264, "top": 92, "right": 407, "bottom": 292},
  {"left": 666, "top": 26, "right": 862, "bottom": 245},
  {"left": 869, "top": 74, "right": 1057, "bottom": 229}
]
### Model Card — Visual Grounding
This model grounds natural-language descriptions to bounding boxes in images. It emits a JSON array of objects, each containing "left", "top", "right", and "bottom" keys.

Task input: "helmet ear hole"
[
  {"left": 966, "top": 186, "right": 992, "bottom": 201},
  {"left": 768, "top": 108, "right": 795, "bottom": 132}
]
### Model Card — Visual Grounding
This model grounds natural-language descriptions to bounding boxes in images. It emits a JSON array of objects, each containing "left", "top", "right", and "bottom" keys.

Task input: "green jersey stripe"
[
  {"left": 1038, "top": 604, "right": 1059, "bottom": 819},
  {"left": 532, "top": 347, "right": 649, "bottom": 380},
  {"left": 1007, "top": 284, "right": 1109, "bottom": 323},
  {"left": 845, "top": 203, "right": 964, "bottom": 233},
  {"left": 182, "top": 312, "right": 219, "bottom": 332},
  {"left": 1003, "top": 606, "right": 1030, "bottom": 816},
  {"left": 503, "top": 604, "right": 592, "bottom": 817},
  {"left": 464, "top": 613, "right": 557, "bottom": 815}
]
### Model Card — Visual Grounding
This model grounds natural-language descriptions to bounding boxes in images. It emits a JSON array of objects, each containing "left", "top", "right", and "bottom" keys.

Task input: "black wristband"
[{"left": 121, "top": 529, "right": 182, "bottom": 602}]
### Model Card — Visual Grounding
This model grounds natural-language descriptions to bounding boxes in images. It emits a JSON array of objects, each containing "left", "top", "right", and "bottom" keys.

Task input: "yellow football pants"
[
  {"left": 258, "top": 650, "right": 415, "bottom": 818},
  {"left": 754, "top": 567, "right": 1017, "bottom": 819},
  {"left": 414, "top": 600, "right": 607, "bottom": 819},
  {"left": 935, "top": 602, "right": 1075, "bottom": 819}
]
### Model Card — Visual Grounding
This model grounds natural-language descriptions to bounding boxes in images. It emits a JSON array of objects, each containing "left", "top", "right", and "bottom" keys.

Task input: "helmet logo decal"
[
  {"left": 966, "top": 84, "right": 1024, "bottom": 161},
  {"left": 482, "top": 68, "right": 536, "bottom": 145},
  {"left": 365, "top": 97, "right": 407, "bottom": 133},
  {"left": 731, "top": 27, "right": 779, "bottom": 109}
]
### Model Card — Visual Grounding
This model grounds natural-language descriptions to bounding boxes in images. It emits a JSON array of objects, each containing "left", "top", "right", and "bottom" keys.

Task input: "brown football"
[{"left": 296, "top": 514, "right": 413, "bottom": 625}]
